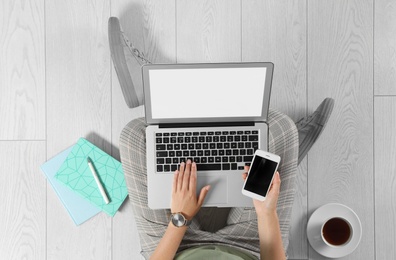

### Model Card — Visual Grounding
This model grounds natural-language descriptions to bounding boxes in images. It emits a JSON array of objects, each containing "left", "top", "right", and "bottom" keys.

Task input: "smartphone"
[{"left": 242, "top": 150, "right": 281, "bottom": 201}]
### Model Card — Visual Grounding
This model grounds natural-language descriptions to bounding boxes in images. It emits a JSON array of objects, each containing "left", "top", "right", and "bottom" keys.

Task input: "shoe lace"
[{"left": 121, "top": 32, "right": 151, "bottom": 65}]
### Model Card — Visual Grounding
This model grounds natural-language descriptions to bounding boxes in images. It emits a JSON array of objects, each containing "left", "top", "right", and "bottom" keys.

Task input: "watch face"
[{"left": 171, "top": 213, "right": 186, "bottom": 227}]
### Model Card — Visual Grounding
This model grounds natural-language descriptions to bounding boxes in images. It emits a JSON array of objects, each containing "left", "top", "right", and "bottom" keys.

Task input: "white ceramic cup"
[{"left": 321, "top": 217, "right": 353, "bottom": 247}]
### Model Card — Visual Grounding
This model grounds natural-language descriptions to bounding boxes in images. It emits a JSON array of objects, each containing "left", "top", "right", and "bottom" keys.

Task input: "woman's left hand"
[{"left": 242, "top": 165, "right": 281, "bottom": 216}]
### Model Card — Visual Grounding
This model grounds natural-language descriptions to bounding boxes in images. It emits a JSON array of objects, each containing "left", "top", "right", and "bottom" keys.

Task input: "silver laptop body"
[{"left": 143, "top": 62, "right": 274, "bottom": 209}]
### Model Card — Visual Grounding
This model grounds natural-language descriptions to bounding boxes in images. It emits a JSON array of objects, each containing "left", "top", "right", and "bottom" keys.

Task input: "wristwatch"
[{"left": 170, "top": 212, "right": 192, "bottom": 228}]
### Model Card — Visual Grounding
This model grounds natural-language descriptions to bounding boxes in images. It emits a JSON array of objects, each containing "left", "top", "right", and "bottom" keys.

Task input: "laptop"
[{"left": 143, "top": 62, "right": 274, "bottom": 209}]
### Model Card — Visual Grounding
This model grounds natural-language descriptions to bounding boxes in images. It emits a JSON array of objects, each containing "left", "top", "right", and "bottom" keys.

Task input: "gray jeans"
[{"left": 119, "top": 109, "right": 298, "bottom": 259}]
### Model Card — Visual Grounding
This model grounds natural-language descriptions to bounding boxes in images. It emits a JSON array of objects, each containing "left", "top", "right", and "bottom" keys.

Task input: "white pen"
[{"left": 87, "top": 157, "right": 110, "bottom": 204}]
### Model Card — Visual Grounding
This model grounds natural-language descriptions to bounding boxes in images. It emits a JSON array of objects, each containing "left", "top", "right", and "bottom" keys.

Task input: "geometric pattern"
[{"left": 55, "top": 138, "right": 127, "bottom": 216}]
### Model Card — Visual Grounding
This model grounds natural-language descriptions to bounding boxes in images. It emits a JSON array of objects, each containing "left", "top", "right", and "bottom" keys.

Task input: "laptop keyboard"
[{"left": 155, "top": 130, "right": 259, "bottom": 172}]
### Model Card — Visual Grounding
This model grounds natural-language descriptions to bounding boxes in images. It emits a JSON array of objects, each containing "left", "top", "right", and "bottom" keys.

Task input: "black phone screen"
[{"left": 244, "top": 156, "right": 278, "bottom": 197}]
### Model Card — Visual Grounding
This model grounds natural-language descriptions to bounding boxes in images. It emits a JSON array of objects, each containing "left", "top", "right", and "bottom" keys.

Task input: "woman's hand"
[
  {"left": 242, "top": 165, "right": 281, "bottom": 216},
  {"left": 151, "top": 160, "right": 209, "bottom": 260},
  {"left": 171, "top": 160, "right": 210, "bottom": 220}
]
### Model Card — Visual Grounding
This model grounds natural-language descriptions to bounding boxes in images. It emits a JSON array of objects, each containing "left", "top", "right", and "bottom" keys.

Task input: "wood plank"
[
  {"left": 0, "top": 141, "right": 46, "bottom": 259},
  {"left": 242, "top": 1, "right": 307, "bottom": 258},
  {"left": 111, "top": 1, "right": 176, "bottom": 259},
  {"left": 374, "top": 97, "right": 396, "bottom": 259},
  {"left": 0, "top": 0, "right": 45, "bottom": 140},
  {"left": 242, "top": 0, "right": 307, "bottom": 120},
  {"left": 374, "top": 0, "right": 396, "bottom": 95},
  {"left": 307, "top": 0, "right": 374, "bottom": 259},
  {"left": 144, "top": 0, "right": 177, "bottom": 63},
  {"left": 177, "top": 0, "right": 241, "bottom": 63},
  {"left": 288, "top": 163, "right": 308, "bottom": 259},
  {"left": 46, "top": 1, "right": 112, "bottom": 259}
]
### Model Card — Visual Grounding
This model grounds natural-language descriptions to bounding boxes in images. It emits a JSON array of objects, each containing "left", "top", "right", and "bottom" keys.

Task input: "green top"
[{"left": 175, "top": 245, "right": 258, "bottom": 260}]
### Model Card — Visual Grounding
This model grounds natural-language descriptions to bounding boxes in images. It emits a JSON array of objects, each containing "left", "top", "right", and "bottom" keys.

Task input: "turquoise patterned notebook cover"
[{"left": 55, "top": 138, "right": 127, "bottom": 216}]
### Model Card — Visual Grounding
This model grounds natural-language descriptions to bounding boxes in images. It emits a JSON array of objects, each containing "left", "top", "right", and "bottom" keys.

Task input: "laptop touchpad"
[{"left": 197, "top": 175, "right": 228, "bottom": 205}]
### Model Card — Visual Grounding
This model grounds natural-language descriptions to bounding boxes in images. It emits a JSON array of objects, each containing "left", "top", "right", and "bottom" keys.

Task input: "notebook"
[
  {"left": 55, "top": 138, "right": 128, "bottom": 216},
  {"left": 142, "top": 62, "right": 274, "bottom": 209},
  {"left": 41, "top": 146, "right": 101, "bottom": 225}
]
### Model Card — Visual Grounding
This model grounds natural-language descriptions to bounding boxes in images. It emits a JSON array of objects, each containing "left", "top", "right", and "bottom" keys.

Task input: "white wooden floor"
[{"left": 1, "top": 0, "right": 395, "bottom": 259}]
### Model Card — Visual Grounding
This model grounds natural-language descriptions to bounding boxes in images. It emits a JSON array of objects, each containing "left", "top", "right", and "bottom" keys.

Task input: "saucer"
[{"left": 307, "top": 203, "right": 362, "bottom": 258}]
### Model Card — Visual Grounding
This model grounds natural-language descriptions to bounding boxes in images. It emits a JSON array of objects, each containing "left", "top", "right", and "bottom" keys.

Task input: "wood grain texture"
[
  {"left": 307, "top": 0, "right": 374, "bottom": 259},
  {"left": 46, "top": 0, "right": 112, "bottom": 259},
  {"left": 288, "top": 162, "right": 309, "bottom": 259},
  {"left": 46, "top": 0, "right": 112, "bottom": 153},
  {"left": 374, "top": 0, "right": 396, "bottom": 95},
  {"left": 242, "top": 1, "right": 307, "bottom": 258},
  {"left": 242, "top": 0, "right": 307, "bottom": 120},
  {"left": 144, "top": 0, "right": 176, "bottom": 63},
  {"left": 0, "top": 141, "right": 46, "bottom": 259},
  {"left": 374, "top": 97, "right": 396, "bottom": 259},
  {"left": 0, "top": 0, "right": 45, "bottom": 140},
  {"left": 177, "top": 0, "right": 241, "bottom": 63}
]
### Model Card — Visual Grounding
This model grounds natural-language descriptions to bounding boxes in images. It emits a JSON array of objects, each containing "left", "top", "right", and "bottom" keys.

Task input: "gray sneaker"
[
  {"left": 108, "top": 17, "right": 151, "bottom": 108},
  {"left": 296, "top": 98, "right": 335, "bottom": 164}
]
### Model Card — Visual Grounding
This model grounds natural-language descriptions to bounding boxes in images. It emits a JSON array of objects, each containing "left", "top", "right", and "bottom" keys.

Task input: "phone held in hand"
[{"left": 242, "top": 150, "right": 281, "bottom": 201}]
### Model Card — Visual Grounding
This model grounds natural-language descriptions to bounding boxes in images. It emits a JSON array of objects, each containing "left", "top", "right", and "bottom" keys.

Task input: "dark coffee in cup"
[{"left": 322, "top": 217, "right": 352, "bottom": 246}]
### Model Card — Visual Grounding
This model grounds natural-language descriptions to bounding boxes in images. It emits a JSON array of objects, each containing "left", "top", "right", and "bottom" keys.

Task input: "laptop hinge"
[{"left": 159, "top": 121, "right": 255, "bottom": 129}]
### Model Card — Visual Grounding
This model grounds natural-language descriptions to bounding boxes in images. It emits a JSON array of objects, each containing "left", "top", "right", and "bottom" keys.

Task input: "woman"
[{"left": 119, "top": 98, "right": 333, "bottom": 260}]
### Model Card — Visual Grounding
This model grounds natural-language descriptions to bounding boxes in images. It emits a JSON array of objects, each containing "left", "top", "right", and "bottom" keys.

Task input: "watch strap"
[{"left": 185, "top": 218, "right": 192, "bottom": 226}]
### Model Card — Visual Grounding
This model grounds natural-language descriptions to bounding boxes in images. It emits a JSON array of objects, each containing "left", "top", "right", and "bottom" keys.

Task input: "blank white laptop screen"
[{"left": 148, "top": 67, "right": 267, "bottom": 119}]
